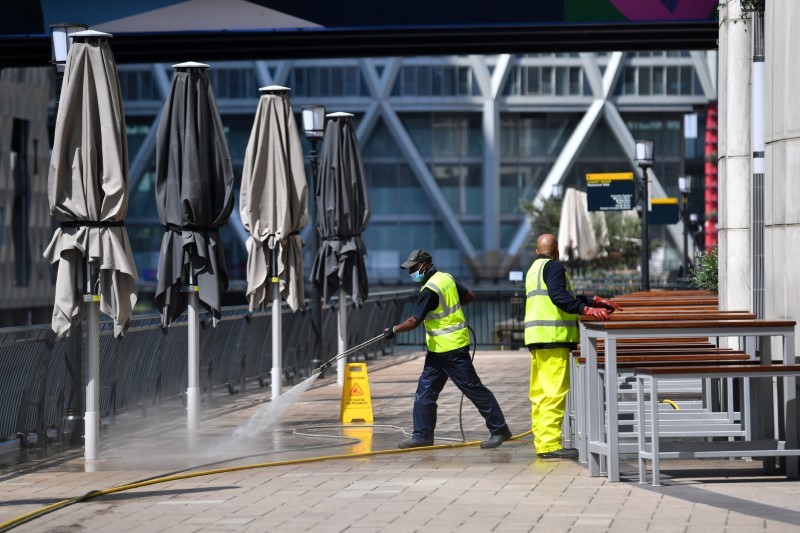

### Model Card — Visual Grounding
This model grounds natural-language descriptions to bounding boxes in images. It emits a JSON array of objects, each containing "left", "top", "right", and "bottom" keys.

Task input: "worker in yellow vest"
[
  {"left": 525, "top": 234, "right": 621, "bottom": 459},
  {"left": 384, "top": 249, "right": 512, "bottom": 450}
]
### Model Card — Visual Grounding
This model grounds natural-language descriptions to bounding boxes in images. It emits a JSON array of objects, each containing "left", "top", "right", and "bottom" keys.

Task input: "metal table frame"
[{"left": 581, "top": 320, "right": 796, "bottom": 482}]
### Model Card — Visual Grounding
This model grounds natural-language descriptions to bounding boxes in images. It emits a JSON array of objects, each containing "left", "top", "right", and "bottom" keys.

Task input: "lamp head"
[
  {"left": 634, "top": 139, "right": 655, "bottom": 168},
  {"left": 49, "top": 22, "right": 89, "bottom": 78},
  {"left": 301, "top": 105, "right": 326, "bottom": 140},
  {"left": 678, "top": 176, "right": 692, "bottom": 195}
]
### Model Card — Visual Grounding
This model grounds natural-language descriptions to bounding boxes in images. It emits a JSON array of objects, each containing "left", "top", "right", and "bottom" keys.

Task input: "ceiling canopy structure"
[{"left": 3, "top": 0, "right": 718, "bottom": 68}]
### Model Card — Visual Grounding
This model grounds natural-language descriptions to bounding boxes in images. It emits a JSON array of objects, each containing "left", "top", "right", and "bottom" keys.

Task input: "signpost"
[{"left": 586, "top": 172, "right": 635, "bottom": 212}]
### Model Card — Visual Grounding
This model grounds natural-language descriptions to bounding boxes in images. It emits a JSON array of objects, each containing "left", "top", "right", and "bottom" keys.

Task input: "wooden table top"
[{"left": 583, "top": 319, "right": 796, "bottom": 330}]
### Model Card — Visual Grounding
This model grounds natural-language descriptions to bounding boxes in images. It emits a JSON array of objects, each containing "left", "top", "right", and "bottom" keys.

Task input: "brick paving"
[{"left": 1, "top": 349, "right": 799, "bottom": 532}]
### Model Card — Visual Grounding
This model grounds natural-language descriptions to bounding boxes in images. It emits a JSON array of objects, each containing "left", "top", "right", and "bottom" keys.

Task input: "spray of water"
[{"left": 232, "top": 373, "right": 321, "bottom": 439}]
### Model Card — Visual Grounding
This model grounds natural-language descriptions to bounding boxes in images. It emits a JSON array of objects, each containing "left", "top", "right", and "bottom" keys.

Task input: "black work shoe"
[
  {"left": 480, "top": 428, "right": 512, "bottom": 449},
  {"left": 537, "top": 447, "right": 579, "bottom": 459},
  {"left": 398, "top": 438, "right": 434, "bottom": 449}
]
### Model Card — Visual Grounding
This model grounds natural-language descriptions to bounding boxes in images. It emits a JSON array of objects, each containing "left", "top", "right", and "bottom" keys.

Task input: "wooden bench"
[{"left": 634, "top": 364, "right": 800, "bottom": 486}]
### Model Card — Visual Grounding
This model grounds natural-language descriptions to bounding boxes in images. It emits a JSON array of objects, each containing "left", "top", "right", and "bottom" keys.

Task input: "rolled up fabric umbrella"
[
  {"left": 239, "top": 87, "right": 308, "bottom": 313},
  {"left": 154, "top": 62, "right": 234, "bottom": 326},
  {"left": 44, "top": 32, "right": 138, "bottom": 338},
  {"left": 44, "top": 30, "right": 138, "bottom": 460},
  {"left": 310, "top": 112, "right": 370, "bottom": 386},
  {"left": 558, "top": 187, "right": 599, "bottom": 262},
  {"left": 310, "top": 113, "right": 370, "bottom": 306}
]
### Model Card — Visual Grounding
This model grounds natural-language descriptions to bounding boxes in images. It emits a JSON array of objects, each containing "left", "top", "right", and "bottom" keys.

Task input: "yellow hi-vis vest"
[
  {"left": 524, "top": 258, "right": 580, "bottom": 345},
  {"left": 422, "top": 271, "right": 470, "bottom": 352}
]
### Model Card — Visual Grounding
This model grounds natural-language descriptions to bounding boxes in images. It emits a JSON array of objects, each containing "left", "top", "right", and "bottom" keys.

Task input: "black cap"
[{"left": 400, "top": 249, "right": 432, "bottom": 269}]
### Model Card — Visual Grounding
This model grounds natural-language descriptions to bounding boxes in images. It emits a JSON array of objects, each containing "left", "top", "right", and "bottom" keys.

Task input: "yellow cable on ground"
[
  {"left": 0, "top": 430, "right": 533, "bottom": 532},
  {"left": 659, "top": 399, "right": 680, "bottom": 410}
]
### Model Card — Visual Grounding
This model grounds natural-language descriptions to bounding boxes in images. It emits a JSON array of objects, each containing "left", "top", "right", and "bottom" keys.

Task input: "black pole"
[
  {"left": 640, "top": 168, "right": 650, "bottom": 291},
  {"left": 62, "top": 323, "right": 84, "bottom": 446},
  {"left": 309, "top": 139, "right": 324, "bottom": 374},
  {"left": 682, "top": 192, "right": 690, "bottom": 277}
]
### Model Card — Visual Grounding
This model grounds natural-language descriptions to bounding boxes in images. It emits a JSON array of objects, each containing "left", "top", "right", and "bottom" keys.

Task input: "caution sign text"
[{"left": 340, "top": 363, "right": 374, "bottom": 423}]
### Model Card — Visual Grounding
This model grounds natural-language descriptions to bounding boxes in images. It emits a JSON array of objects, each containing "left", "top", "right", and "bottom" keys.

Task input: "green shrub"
[{"left": 689, "top": 246, "right": 718, "bottom": 295}]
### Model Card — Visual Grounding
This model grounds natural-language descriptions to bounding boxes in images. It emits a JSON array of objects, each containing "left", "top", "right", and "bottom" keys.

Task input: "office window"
[
  {"left": 541, "top": 67, "right": 553, "bottom": 95},
  {"left": 433, "top": 164, "right": 482, "bottom": 216},
  {"left": 639, "top": 67, "right": 652, "bottom": 95},
  {"left": 11, "top": 119, "right": 30, "bottom": 286},
  {"left": 289, "top": 67, "right": 369, "bottom": 97},
  {"left": 208, "top": 69, "right": 256, "bottom": 99},
  {"left": 400, "top": 113, "right": 482, "bottom": 158},
  {"left": 126, "top": 117, "right": 153, "bottom": 160},
  {"left": 392, "top": 66, "right": 476, "bottom": 96},
  {"left": 363, "top": 163, "right": 432, "bottom": 215},
  {"left": 119, "top": 69, "right": 157, "bottom": 101},
  {"left": 666, "top": 67, "right": 679, "bottom": 94}
]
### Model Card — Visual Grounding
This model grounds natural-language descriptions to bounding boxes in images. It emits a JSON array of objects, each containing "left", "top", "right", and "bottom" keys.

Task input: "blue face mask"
[{"left": 410, "top": 269, "right": 426, "bottom": 283}]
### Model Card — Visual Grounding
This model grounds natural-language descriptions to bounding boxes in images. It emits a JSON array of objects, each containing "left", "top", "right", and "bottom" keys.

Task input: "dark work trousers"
[{"left": 411, "top": 346, "right": 509, "bottom": 441}]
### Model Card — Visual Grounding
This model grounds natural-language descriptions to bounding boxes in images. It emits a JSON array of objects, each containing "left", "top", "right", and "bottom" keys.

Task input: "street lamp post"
[
  {"left": 678, "top": 175, "right": 692, "bottom": 279},
  {"left": 634, "top": 140, "right": 655, "bottom": 291},
  {"left": 689, "top": 213, "right": 701, "bottom": 254},
  {"left": 301, "top": 105, "right": 326, "bottom": 374}
]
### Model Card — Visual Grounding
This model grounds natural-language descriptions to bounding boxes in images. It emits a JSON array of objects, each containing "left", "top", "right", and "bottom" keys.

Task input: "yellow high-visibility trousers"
[{"left": 529, "top": 347, "right": 570, "bottom": 453}]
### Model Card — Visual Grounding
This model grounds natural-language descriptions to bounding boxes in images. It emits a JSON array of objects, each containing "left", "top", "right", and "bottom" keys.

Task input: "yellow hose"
[
  {"left": 0, "top": 430, "right": 533, "bottom": 532},
  {"left": 659, "top": 399, "right": 680, "bottom": 410}
]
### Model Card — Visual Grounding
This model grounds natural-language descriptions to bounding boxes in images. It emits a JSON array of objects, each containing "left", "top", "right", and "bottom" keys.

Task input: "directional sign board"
[
  {"left": 586, "top": 172, "right": 635, "bottom": 212},
  {"left": 649, "top": 198, "right": 679, "bottom": 225}
]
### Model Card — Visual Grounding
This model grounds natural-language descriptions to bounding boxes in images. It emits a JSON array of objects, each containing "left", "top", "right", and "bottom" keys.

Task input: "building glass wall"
[{"left": 113, "top": 51, "right": 715, "bottom": 290}]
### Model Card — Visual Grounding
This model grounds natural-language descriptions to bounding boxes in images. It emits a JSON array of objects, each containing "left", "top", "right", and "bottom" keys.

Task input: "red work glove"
[
  {"left": 582, "top": 306, "right": 610, "bottom": 321},
  {"left": 593, "top": 295, "right": 623, "bottom": 313}
]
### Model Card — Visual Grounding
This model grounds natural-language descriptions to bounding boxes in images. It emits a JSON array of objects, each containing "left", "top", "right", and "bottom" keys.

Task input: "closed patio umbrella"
[
  {"left": 310, "top": 113, "right": 370, "bottom": 385},
  {"left": 239, "top": 86, "right": 308, "bottom": 399},
  {"left": 558, "top": 187, "right": 600, "bottom": 262},
  {"left": 154, "top": 62, "right": 234, "bottom": 428},
  {"left": 43, "top": 30, "right": 138, "bottom": 460}
]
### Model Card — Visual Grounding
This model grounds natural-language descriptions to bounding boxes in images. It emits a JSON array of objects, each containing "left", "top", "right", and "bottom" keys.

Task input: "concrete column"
[
  {"left": 482, "top": 98, "right": 501, "bottom": 276},
  {"left": 764, "top": 0, "right": 800, "bottom": 359},
  {"left": 717, "top": 1, "right": 752, "bottom": 312}
]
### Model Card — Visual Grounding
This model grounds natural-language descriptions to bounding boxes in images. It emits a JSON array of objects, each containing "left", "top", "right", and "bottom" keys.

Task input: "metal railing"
[
  {"left": 0, "top": 290, "right": 416, "bottom": 448},
  {"left": 0, "top": 285, "right": 581, "bottom": 450}
]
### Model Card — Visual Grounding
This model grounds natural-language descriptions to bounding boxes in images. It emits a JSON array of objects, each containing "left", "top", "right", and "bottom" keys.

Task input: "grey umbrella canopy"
[
  {"left": 310, "top": 113, "right": 371, "bottom": 305},
  {"left": 154, "top": 63, "right": 234, "bottom": 325},
  {"left": 239, "top": 88, "right": 308, "bottom": 312},
  {"left": 44, "top": 33, "right": 138, "bottom": 338}
]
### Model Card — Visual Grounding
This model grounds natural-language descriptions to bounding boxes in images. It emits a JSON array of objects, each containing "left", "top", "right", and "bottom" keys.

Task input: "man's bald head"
[{"left": 536, "top": 234, "right": 559, "bottom": 260}]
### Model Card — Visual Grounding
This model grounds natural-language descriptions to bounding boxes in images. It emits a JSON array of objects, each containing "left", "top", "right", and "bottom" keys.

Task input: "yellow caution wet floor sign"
[{"left": 340, "top": 363, "right": 373, "bottom": 423}]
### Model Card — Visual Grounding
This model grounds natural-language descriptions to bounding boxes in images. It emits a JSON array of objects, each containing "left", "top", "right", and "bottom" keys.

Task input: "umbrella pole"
[
  {"left": 186, "top": 265, "right": 200, "bottom": 430},
  {"left": 84, "top": 259, "right": 101, "bottom": 461},
  {"left": 271, "top": 249, "right": 282, "bottom": 399},
  {"left": 337, "top": 287, "right": 347, "bottom": 387}
]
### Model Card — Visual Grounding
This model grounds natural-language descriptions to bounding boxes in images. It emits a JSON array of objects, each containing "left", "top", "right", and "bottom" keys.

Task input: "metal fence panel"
[{"left": 0, "top": 290, "right": 418, "bottom": 447}]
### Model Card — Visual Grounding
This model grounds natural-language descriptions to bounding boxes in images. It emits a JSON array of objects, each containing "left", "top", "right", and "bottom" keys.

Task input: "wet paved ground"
[{"left": 1, "top": 349, "right": 800, "bottom": 532}]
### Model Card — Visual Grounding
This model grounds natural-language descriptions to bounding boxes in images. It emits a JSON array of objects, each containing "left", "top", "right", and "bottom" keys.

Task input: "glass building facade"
[{"left": 117, "top": 52, "right": 716, "bottom": 292}]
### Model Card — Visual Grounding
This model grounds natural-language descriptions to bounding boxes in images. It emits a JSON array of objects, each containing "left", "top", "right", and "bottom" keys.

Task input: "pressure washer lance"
[{"left": 310, "top": 334, "right": 386, "bottom": 376}]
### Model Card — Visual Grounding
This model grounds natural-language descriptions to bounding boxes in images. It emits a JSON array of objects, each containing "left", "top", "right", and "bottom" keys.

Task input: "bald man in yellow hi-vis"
[{"left": 524, "top": 234, "right": 621, "bottom": 459}]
